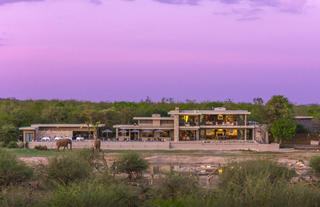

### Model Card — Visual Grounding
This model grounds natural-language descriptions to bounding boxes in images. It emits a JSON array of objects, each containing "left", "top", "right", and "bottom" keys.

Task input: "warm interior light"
[{"left": 183, "top": 115, "right": 189, "bottom": 123}]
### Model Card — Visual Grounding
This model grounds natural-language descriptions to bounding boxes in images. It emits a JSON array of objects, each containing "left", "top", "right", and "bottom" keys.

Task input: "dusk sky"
[{"left": 0, "top": 0, "right": 319, "bottom": 104}]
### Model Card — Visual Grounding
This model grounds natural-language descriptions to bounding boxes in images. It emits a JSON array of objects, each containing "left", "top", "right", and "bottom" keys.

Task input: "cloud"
[
  {"left": 248, "top": 0, "right": 307, "bottom": 13},
  {"left": 154, "top": 0, "right": 201, "bottom": 5},
  {"left": 0, "top": 0, "right": 44, "bottom": 6},
  {"left": 90, "top": 0, "right": 102, "bottom": 5}
]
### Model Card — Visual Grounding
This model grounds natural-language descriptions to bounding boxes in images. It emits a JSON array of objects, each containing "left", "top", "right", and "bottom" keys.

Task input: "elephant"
[{"left": 56, "top": 139, "right": 72, "bottom": 151}]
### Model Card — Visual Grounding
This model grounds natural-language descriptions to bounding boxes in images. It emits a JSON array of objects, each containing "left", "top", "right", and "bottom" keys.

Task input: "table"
[{"left": 76, "top": 137, "right": 84, "bottom": 141}]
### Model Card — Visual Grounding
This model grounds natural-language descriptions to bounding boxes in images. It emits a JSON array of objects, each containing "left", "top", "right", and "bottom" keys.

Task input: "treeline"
[{"left": 0, "top": 96, "right": 319, "bottom": 136}]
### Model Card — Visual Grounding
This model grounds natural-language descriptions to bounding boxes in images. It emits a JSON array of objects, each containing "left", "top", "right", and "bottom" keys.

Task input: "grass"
[{"left": 5, "top": 149, "right": 73, "bottom": 157}]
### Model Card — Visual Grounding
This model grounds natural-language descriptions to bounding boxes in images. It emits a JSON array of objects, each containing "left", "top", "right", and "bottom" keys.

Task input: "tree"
[
  {"left": 265, "top": 95, "right": 293, "bottom": 124},
  {"left": 112, "top": 152, "right": 149, "bottom": 180},
  {"left": 0, "top": 124, "right": 20, "bottom": 145},
  {"left": 251, "top": 97, "right": 266, "bottom": 123},
  {"left": 270, "top": 118, "right": 296, "bottom": 144},
  {"left": 253, "top": 97, "right": 264, "bottom": 105}
]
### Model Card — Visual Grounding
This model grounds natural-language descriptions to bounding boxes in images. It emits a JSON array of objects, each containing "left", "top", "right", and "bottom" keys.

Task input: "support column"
[
  {"left": 244, "top": 129, "right": 247, "bottom": 141},
  {"left": 129, "top": 130, "right": 131, "bottom": 140},
  {"left": 116, "top": 128, "right": 119, "bottom": 139},
  {"left": 244, "top": 115, "right": 247, "bottom": 141},
  {"left": 196, "top": 130, "right": 200, "bottom": 140},
  {"left": 174, "top": 114, "right": 179, "bottom": 142}
]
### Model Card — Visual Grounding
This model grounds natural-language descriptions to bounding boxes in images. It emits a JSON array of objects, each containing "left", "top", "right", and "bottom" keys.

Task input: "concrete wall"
[{"left": 29, "top": 141, "right": 279, "bottom": 152}]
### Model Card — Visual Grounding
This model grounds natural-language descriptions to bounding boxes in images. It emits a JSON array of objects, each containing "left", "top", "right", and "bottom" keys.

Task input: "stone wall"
[{"left": 29, "top": 141, "right": 279, "bottom": 152}]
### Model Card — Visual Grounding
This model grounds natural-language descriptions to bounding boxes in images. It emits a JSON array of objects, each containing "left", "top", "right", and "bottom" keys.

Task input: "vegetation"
[
  {"left": 310, "top": 156, "right": 320, "bottom": 174},
  {"left": 1, "top": 149, "right": 320, "bottom": 207},
  {"left": 34, "top": 145, "right": 48, "bottom": 151},
  {"left": 0, "top": 96, "right": 319, "bottom": 144},
  {"left": 112, "top": 151, "right": 149, "bottom": 180},
  {"left": 46, "top": 153, "right": 92, "bottom": 185},
  {"left": 7, "top": 141, "right": 18, "bottom": 148},
  {"left": 0, "top": 150, "right": 33, "bottom": 186},
  {"left": 270, "top": 118, "right": 297, "bottom": 143}
]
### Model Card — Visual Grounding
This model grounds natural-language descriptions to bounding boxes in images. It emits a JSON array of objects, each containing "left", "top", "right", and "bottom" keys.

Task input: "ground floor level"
[{"left": 115, "top": 128, "right": 260, "bottom": 142}]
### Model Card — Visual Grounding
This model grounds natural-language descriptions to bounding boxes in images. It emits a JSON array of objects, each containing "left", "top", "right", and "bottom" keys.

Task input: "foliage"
[
  {"left": 0, "top": 141, "right": 6, "bottom": 148},
  {"left": 7, "top": 141, "right": 18, "bottom": 148},
  {"left": 153, "top": 172, "right": 200, "bottom": 199},
  {"left": 112, "top": 151, "right": 149, "bottom": 180},
  {"left": 0, "top": 150, "right": 33, "bottom": 186},
  {"left": 34, "top": 145, "right": 48, "bottom": 151},
  {"left": 45, "top": 181, "right": 139, "bottom": 207},
  {"left": 0, "top": 124, "right": 20, "bottom": 145},
  {"left": 46, "top": 154, "right": 92, "bottom": 185},
  {"left": 0, "top": 186, "right": 42, "bottom": 207},
  {"left": 145, "top": 194, "right": 214, "bottom": 207},
  {"left": 265, "top": 95, "right": 294, "bottom": 124},
  {"left": 310, "top": 156, "right": 320, "bottom": 174},
  {"left": 220, "top": 159, "right": 296, "bottom": 187},
  {"left": 270, "top": 118, "right": 296, "bottom": 143}
]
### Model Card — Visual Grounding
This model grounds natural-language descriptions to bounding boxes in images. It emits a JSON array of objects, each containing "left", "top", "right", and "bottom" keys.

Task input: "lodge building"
[{"left": 113, "top": 107, "right": 269, "bottom": 143}]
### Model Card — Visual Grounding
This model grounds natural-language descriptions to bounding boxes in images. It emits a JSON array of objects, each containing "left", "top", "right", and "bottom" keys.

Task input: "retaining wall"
[{"left": 28, "top": 141, "right": 279, "bottom": 152}]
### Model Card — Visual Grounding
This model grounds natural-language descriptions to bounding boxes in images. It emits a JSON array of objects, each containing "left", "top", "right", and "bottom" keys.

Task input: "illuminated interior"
[{"left": 202, "top": 129, "right": 238, "bottom": 140}]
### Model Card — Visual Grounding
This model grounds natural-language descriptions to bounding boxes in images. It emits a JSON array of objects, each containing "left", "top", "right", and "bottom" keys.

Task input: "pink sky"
[{"left": 0, "top": 0, "right": 319, "bottom": 104}]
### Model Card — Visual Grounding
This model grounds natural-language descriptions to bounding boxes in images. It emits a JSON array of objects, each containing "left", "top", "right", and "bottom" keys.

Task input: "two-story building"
[{"left": 113, "top": 107, "right": 269, "bottom": 143}]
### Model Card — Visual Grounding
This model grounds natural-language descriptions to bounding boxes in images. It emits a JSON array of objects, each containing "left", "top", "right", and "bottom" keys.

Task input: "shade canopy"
[
  {"left": 131, "top": 129, "right": 139, "bottom": 133},
  {"left": 102, "top": 129, "right": 112, "bottom": 133},
  {"left": 119, "top": 129, "right": 128, "bottom": 133},
  {"left": 142, "top": 129, "right": 152, "bottom": 133},
  {"left": 155, "top": 129, "right": 163, "bottom": 133}
]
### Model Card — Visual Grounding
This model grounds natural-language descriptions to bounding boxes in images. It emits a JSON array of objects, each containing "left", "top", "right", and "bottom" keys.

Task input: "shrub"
[
  {"left": 16, "top": 141, "right": 25, "bottom": 148},
  {"left": 270, "top": 118, "right": 296, "bottom": 144},
  {"left": 34, "top": 145, "right": 48, "bottom": 151},
  {"left": 0, "top": 186, "right": 42, "bottom": 207},
  {"left": 220, "top": 159, "right": 296, "bottom": 187},
  {"left": 214, "top": 175, "right": 320, "bottom": 207},
  {"left": 0, "top": 124, "right": 20, "bottom": 145},
  {"left": 46, "top": 154, "right": 92, "bottom": 185},
  {"left": 7, "top": 141, "right": 18, "bottom": 148},
  {"left": 45, "top": 182, "right": 139, "bottom": 207},
  {"left": 112, "top": 151, "right": 149, "bottom": 180},
  {"left": 310, "top": 156, "right": 320, "bottom": 173},
  {"left": 153, "top": 172, "right": 200, "bottom": 199},
  {"left": 145, "top": 194, "right": 214, "bottom": 207},
  {"left": 0, "top": 150, "right": 33, "bottom": 186},
  {"left": 0, "top": 141, "right": 6, "bottom": 148}
]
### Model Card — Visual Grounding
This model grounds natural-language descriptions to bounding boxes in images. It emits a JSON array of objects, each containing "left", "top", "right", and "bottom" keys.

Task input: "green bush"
[
  {"left": 145, "top": 194, "right": 214, "bottom": 207},
  {"left": 0, "top": 141, "right": 6, "bottom": 148},
  {"left": 46, "top": 154, "right": 92, "bottom": 185},
  {"left": 34, "top": 145, "right": 48, "bottom": 151},
  {"left": 112, "top": 151, "right": 149, "bottom": 180},
  {"left": 7, "top": 141, "right": 18, "bottom": 148},
  {"left": 45, "top": 181, "right": 139, "bottom": 207},
  {"left": 310, "top": 156, "right": 320, "bottom": 173},
  {"left": 153, "top": 172, "right": 199, "bottom": 199},
  {"left": 0, "top": 150, "right": 33, "bottom": 186},
  {"left": 220, "top": 159, "right": 296, "bottom": 187},
  {"left": 0, "top": 186, "right": 43, "bottom": 207},
  {"left": 0, "top": 124, "right": 19, "bottom": 145}
]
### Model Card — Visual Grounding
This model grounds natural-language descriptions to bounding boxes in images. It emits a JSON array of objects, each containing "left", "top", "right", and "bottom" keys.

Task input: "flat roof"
[
  {"left": 295, "top": 116, "right": 314, "bottom": 119},
  {"left": 113, "top": 124, "right": 174, "bottom": 130},
  {"left": 168, "top": 110, "right": 250, "bottom": 115},
  {"left": 19, "top": 124, "right": 105, "bottom": 130},
  {"left": 133, "top": 117, "right": 174, "bottom": 120}
]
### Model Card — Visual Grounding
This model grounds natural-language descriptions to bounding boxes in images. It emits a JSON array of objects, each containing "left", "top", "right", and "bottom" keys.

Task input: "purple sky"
[{"left": 0, "top": 0, "right": 319, "bottom": 104}]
